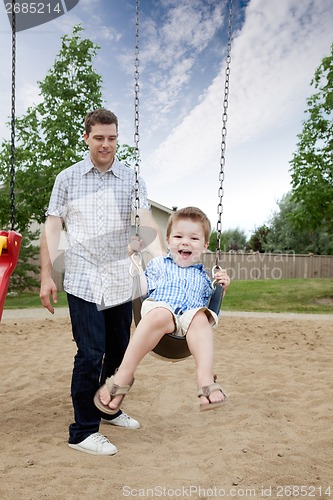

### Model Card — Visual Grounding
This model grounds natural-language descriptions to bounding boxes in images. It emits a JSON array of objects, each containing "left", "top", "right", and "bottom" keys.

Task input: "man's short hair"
[{"left": 85, "top": 108, "right": 118, "bottom": 135}]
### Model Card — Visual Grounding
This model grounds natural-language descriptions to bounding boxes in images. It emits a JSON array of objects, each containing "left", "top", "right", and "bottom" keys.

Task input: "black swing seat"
[{"left": 132, "top": 280, "right": 224, "bottom": 362}]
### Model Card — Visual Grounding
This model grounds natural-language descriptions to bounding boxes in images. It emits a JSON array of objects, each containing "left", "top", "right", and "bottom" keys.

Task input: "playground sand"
[{"left": 1, "top": 311, "right": 332, "bottom": 499}]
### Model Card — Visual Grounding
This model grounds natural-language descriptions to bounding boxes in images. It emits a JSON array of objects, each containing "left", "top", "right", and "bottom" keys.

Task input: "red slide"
[{"left": 0, "top": 231, "right": 22, "bottom": 321}]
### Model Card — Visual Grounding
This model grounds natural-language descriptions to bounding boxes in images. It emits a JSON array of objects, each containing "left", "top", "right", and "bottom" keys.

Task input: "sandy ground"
[{"left": 0, "top": 309, "right": 332, "bottom": 500}]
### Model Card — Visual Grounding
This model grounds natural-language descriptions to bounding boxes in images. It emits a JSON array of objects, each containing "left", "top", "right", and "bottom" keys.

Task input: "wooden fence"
[
  {"left": 202, "top": 252, "right": 333, "bottom": 280},
  {"left": 52, "top": 252, "right": 333, "bottom": 290}
]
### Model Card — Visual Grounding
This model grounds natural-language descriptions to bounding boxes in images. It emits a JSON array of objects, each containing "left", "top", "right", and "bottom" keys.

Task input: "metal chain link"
[
  {"left": 216, "top": 0, "right": 232, "bottom": 265},
  {"left": 10, "top": 0, "right": 17, "bottom": 231},
  {"left": 134, "top": 0, "right": 140, "bottom": 237}
]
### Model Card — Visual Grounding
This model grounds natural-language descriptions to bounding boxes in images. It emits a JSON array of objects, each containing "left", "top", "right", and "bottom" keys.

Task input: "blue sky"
[{"left": 0, "top": 0, "right": 332, "bottom": 235}]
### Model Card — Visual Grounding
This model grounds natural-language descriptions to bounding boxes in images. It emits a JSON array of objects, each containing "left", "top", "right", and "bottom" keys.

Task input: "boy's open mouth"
[{"left": 179, "top": 250, "right": 192, "bottom": 257}]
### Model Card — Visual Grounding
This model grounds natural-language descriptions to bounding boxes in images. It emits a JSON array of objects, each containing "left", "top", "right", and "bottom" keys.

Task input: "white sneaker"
[
  {"left": 68, "top": 432, "right": 118, "bottom": 456},
  {"left": 101, "top": 412, "right": 140, "bottom": 429}
]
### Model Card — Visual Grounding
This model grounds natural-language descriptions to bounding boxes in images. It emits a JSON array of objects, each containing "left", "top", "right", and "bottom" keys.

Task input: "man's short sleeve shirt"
[{"left": 47, "top": 155, "right": 149, "bottom": 307}]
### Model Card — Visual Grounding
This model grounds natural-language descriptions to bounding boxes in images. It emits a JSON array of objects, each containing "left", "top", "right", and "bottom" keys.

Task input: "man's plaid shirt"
[{"left": 47, "top": 155, "right": 149, "bottom": 307}]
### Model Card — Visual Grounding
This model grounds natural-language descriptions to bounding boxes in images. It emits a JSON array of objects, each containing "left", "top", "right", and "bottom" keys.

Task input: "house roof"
[{"left": 148, "top": 199, "right": 176, "bottom": 215}]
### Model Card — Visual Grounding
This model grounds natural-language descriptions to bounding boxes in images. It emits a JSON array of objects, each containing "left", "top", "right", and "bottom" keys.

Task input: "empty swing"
[
  {"left": 0, "top": 6, "right": 22, "bottom": 321},
  {"left": 130, "top": 0, "right": 233, "bottom": 361}
]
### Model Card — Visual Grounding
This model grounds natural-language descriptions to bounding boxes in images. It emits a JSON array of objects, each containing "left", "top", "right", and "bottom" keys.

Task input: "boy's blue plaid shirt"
[{"left": 145, "top": 254, "right": 213, "bottom": 314}]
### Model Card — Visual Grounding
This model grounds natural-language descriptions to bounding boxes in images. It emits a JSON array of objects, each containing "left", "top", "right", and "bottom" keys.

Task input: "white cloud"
[
  {"left": 62, "top": 0, "right": 123, "bottom": 42},
  {"left": 160, "top": 0, "right": 223, "bottom": 52},
  {"left": 142, "top": 0, "right": 333, "bottom": 232},
  {"left": 227, "top": 0, "right": 333, "bottom": 145},
  {"left": 137, "top": 0, "right": 225, "bottom": 127},
  {"left": 52, "top": 11, "right": 82, "bottom": 33},
  {"left": 18, "top": 82, "right": 42, "bottom": 111},
  {"left": 0, "top": 0, "right": 331, "bottom": 235}
]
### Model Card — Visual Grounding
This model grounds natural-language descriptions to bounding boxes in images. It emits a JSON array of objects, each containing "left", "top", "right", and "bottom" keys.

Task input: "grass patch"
[
  {"left": 4, "top": 291, "right": 68, "bottom": 309},
  {"left": 222, "top": 278, "right": 333, "bottom": 314},
  {"left": 3, "top": 279, "right": 333, "bottom": 315}
]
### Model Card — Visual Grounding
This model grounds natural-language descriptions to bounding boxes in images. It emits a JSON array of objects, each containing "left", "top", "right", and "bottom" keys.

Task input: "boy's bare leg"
[
  {"left": 186, "top": 310, "right": 225, "bottom": 406},
  {"left": 98, "top": 308, "right": 175, "bottom": 410}
]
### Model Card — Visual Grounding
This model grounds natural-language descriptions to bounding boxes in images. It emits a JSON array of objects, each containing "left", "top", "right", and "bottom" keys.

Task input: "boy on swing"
[{"left": 94, "top": 207, "right": 230, "bottom": 413}]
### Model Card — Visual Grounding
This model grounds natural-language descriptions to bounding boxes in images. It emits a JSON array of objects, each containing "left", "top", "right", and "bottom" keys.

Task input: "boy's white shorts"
[{"left": 141, "top": 298, "right": 218, "bottom": 337}]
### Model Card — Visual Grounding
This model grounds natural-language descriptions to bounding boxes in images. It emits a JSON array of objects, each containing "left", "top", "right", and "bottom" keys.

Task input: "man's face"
[{"left": 84, "top": 123, "right": 118, "bottom": 171}]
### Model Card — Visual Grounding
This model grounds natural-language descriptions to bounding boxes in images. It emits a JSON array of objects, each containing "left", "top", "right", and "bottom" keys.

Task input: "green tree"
[
  {"left": 247, "top": 225, "right": 270, "bottom": 253},
  {"left": 1, "top": 25, "right": 141, "bottom": 291},
  {"left": 264, "top": 192, "right": 333, "bottom": 255},
  {"left": 289, "top": 43, "right": 333, "bottom": 233},
  {"left": 209, "top": 228, "right": 247, "bottom": 252},
  {"left": 0, "top": 24, "right": 104, "bottom": 289},
  {"left": 0, "top": 24, "right": 103, "bottom": 232},
  {"left": 116, "top": 144, "right": 137, "bottom": 168}
]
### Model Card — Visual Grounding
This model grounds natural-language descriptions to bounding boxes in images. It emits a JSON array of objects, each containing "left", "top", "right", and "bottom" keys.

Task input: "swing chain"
[
  {"left": 134, "top": 0, "right": 141, "bottom": 238},
  {"left": 10, "top": 0, "right": 17, "bottom": 231},
  {"left": 216, "top": 0, "right": 232, "bottom": 265}
]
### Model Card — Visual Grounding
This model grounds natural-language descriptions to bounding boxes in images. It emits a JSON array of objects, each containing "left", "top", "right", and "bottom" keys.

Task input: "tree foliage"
[
  {"left": 264, "top": 192, "right": 333, "bottom": 255},
  {"left": 289, "top": 43, "right": 333, "bottom": 233},
  {"left": 209, "top": 228, "right": 247, "bottom": 253},
  {"left": 0, "top": 24, "right": 103, "bottom": 232},
  {"left": 247, "top": 225, "right": 270, "bottom": 253},
  {"left": 0, "top": 25, "right": 104, "bottom": 289},
  {"left": 116, "top": 144, "right": 137, "bottom": 168}
]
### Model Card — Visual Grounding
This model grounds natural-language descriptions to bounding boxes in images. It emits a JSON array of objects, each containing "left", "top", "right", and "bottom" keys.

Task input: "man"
[{"left": 40, "top": 109, "right": 165, "bottom": 456}]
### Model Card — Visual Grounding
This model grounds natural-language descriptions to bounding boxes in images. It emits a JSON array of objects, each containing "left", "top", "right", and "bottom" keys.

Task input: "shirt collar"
[
  {"left": 81, "top": 155, "right": 123, "bottom": 178},
  {"left": 165, "top": 253, "right": 204, "bottom": 270}
]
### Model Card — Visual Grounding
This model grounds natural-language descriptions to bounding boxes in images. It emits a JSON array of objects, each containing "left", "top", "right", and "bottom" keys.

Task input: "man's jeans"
[{"left": 67, "top": 294, "right": 132, "bottom": 444}]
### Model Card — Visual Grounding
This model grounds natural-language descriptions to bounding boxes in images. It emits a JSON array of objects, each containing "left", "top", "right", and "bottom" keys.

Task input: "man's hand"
[
  {"left": 39, "top": 215, "right": 62, "bottom": 314},
  {"left": 39, "top": 277, "right": 58, "bottom": 314},
  {"left": 128, "top": 235, "right": 141, "bottom": 255}
]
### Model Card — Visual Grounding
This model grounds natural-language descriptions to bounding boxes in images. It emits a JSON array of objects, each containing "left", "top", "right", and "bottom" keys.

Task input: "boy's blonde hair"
[{"left": 166, "top": 207, "right": 211, "bottom": 244}]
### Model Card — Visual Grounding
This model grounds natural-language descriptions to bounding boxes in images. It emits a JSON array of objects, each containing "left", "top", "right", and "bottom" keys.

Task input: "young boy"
[{"left": 94, "top": 207, "right": 230, "bottom": 413}]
